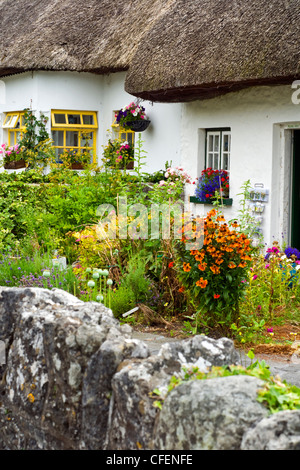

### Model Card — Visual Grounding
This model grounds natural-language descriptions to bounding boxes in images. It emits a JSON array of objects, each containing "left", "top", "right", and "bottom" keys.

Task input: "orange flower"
[
  {"left": 210, "top": 265, "right": 220, "bottom": 274},
  {"left": 178, "top": 286, "right": 185, "bottom": 293},
  {"left": 228, "top": 262, "right": 236, "bottom": 269},
  {"left": 196, "top": 278, "right": 208, "bottom": 288},
  {"left": 195, "top": 252, "right": 205, "bottom": 261},
  {"left": 183, "top": 262, "right": 191, "bottom": 272},
  {"left": 198, "top": 262, "right": 207, "bottom": 271},
  {"left": 231, "top": 221, "right": 239, "bottom": 228}
]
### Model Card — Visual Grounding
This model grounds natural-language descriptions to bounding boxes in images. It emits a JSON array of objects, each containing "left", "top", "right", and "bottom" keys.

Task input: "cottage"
[
  {"left": 125, "top": 0, "right": 300, "bottom": 249},
  {"left": 0, "top": 0, "right": 181, "bottom": 174},
  {"left": 0, "top": 0, "right": 300, "bottom": 249}
]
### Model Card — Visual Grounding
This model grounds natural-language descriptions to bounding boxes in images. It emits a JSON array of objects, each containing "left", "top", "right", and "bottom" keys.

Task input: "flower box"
[
  {"left": 71, "top": 163, "right": 84, "bottom": 170},
  {"left": 189, "top": 196, "right": 233, "bottom": 206},
  {"left": 194, "top": 168, "right": 230, "bottom": 203},
  {"left": 4, "top": 159, "right": 26, "bottom": 170}
]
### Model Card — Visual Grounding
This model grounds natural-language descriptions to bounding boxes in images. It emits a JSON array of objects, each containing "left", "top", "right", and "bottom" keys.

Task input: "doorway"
[{"left": 291, "top": 130, "right": 300, "bottom": 249}]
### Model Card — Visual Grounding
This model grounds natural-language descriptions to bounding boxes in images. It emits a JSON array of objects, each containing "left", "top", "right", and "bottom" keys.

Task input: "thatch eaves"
[
  {"left": 0, "top": 0, "right": 175, "bottom": 77},
  {"left": 125, "top": 0, "right": 300, "bottom": 102}
]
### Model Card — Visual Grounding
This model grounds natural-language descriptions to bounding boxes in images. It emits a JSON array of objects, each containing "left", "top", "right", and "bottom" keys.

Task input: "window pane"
[
  {"left": 67, "top": 114, "right": 81, "bottom": 125},
  {"left": 66, "top": 131, "right": 79, "bottom": 147},
  {"left": 214, "top": 135, "right": 220, "bottom": 153},
  {"left": 222, "top": 154, "right": 229, "bottom": 171},
  {"left": 213, "top": 153, "right": 219, "bottom": 170},
  {"left": 9, "top": 131, "right": 16, "bottom": 145},
  {"left": 126, "top": 133, "right": 134, "bottom": 146},
  {"left": 207, "top": 153, "right": 213, "bottom": 168},
  {"left": 80, "top": 132, "right": 93, "bottom": 148},
  {"left": 223, "top": 134, "right": 230, "bottom": 152},
  {"left": 54, "top": 113, "right": 66, "bottom": 124},
  {"left": 3, "top": 114, "right": 19, "bottom": 128},
  {"left": 82, "top": 114, "right": 94, "bottom": 125},
  {"left": 208, "top": 135, "right": 214, "bottom": 152},
  {"left": 52, "top": 130, "right": 64, "bottom": 147}
]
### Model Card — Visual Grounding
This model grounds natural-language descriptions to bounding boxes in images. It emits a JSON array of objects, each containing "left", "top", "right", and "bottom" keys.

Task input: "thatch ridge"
[{"left": 125, "top": 0, "right": 300, "bottom": 101}]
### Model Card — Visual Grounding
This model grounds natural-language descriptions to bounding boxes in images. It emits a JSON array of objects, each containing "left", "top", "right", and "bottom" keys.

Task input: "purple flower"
[{"left": 284, "top": 246, "right": 300, "bottom": 259}]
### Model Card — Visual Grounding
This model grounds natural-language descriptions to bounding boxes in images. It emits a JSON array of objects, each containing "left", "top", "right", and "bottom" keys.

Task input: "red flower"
[
  {"left": 168, "top": 262, "right": 174, "bottom": 268},
  {"left": 214, "top": 294, "right": 220, "bottom": 299}
]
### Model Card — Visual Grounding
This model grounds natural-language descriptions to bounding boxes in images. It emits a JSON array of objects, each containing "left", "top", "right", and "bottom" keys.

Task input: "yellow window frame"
[
  {"left": 2, "top": 111, "right": 25, "bottom": 146},
  {"left": 51, "top": 110, "right": 98, "bottom": 129},
  {"left": 112, "top": 113, "right": 135, "bottom": 144},
  {"left": 51, "top": 110, "right": 98, "bottom": 163}
]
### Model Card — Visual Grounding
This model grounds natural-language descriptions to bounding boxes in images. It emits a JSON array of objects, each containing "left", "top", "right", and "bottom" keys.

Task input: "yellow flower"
[{"left": 27, "top": 393, "right": 35, "bottom": 403}]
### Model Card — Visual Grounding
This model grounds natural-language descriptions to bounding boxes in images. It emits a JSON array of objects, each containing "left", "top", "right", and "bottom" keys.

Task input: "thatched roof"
[
  {"left": 1, "top": 0, "right": 300, "bottom": 102},
  {"left": 125, "top": 0, "right": 300, "bottom": 102},
  {"left": 0, "top": 0, "right": 173, "bottom": 76}
]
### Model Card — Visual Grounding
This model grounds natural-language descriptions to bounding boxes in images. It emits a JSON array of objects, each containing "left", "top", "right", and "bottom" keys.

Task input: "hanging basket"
[
  {"left": 4, "top": 159, "right": 26, "bottom": 170},
  {"left": 125, "top": 120, "right": 151, "bottom": 132}
]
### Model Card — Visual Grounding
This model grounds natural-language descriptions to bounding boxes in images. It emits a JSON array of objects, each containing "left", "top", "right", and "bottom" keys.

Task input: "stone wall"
[{"left": 0, "top": 287, "right": 299, "bottom": 450}]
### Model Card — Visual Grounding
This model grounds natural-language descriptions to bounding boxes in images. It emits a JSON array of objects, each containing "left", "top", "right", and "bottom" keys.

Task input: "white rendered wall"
[
  {"left": 0, "top": 71, "right": 181, "bottom": 174},
  {"left": 101, "top": 72, "right": 181, "bottom": 172},
  {"left": 182, "top": 84, "right": 300, "bottom": 248}
]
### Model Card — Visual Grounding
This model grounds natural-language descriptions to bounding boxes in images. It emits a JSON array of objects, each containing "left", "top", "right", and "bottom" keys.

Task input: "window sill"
[{"left": 189, "top": 196, "right": 233, "bottom": 206}]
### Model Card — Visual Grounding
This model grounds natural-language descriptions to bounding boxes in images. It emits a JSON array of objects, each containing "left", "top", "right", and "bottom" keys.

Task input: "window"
[
  {"left": 112, "top": 111, "right": 134, "bottom": 145},
  {"left": 205, "top": 129, "right": 231, "bottom": 172},
  {"left": 2, "top": 111, "right": 25, "bottom": 145},
  {"left": 111, "top": 111, "right": 135, "bottom": 169},
  {"left": 51, "top": 110, "right": 98, "bottom": 162}
]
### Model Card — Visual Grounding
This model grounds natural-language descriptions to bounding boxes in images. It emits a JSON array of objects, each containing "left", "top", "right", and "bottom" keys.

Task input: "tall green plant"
[{"left": 232, "top": 180, "right": 264, "bottom": 249}]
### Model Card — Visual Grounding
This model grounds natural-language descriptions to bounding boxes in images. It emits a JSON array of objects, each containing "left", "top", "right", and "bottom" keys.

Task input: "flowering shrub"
[
  {"left": 245, "top": 242, "right": 300, "bottom": 319},
  {"left": 195, "top": 168, "right": 229, "bottom": 202},
  {"left": 178, "top": 208, "right": 253, "bottom": 327},
  {"left": 284, "top": 246, "right": 300, "bottom": 261},
  {"left": 115, "top": 102, "right": 148, "bottom": 128},
  {"left": 102, "top": 139, "right": 134, "bottom": 169},
  {"left": 151, "top": 166, "right": 192, "bottom": 203},
  {"left": 0, "top": 143, "right": 25, "bottom": 164}
]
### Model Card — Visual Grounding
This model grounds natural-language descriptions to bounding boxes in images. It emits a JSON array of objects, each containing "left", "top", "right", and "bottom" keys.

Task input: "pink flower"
[{"left": 252, "top": 275, "right": 258, "bottom": 280}]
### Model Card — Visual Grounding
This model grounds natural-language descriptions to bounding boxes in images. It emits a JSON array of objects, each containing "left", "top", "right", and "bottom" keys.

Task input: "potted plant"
[
  {"left": 193, "top": 168, "right": 230, "bottom": 203},
  {"left": 0, "top": 143, "right": 26, "bottom": 169},
  {"left": 115, "top": 102, "right": 150, "bottom": 132}
]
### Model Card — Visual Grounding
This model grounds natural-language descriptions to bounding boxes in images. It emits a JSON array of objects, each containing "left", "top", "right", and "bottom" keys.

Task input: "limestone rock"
[
  {"left": 153, "top": 375, "right": 269, "bottom": 450},
  {"left": 106, "top": 335, "right": 240, "bottom": 450},
  {"left": 241, "top": 410, "right": 300, "bottom": 450},
  {"left": 0, "top": 287, "right": 146, "bottom": 450}
]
